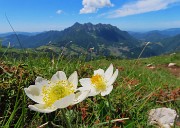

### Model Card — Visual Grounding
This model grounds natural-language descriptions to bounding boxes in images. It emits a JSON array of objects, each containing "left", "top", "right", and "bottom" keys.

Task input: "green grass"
[{"left": 0, "top": 48, "right": 179, "bottom": 128}]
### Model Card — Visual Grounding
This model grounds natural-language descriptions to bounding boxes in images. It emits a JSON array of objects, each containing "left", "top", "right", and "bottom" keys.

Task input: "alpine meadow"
[{"left": 0, "top": 0, "right": 180, "bottom": 128}]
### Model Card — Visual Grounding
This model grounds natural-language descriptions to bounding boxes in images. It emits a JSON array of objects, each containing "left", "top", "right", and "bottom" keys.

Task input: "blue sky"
[{"left": 0, "top": 0, "right": 180, "bottom": 33}]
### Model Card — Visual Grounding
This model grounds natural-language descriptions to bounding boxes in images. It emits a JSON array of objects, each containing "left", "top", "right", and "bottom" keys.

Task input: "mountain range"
[
  {"left": 129, "top": 28, "right": 180, "bottom": 42},
  {"left": 1, "top": 23, "right": 180, "bottom": 58},
  {"left": 0, "top": 32, "right": 40, "bottom": 37}
]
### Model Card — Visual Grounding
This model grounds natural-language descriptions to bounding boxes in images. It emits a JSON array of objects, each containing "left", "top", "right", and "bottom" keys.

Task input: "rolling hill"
[
  {"left": 128, "top": 28, "right": 180, "bottom": 56},
  {"left": 129, "top": 28, "right": 180, "bottom": 42},
  {"left": 160, "top": 34, "right": 180, "bottom": 53}
]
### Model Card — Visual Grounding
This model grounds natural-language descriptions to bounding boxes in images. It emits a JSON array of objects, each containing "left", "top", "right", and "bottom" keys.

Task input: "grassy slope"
[{"left": 0, "top": 48, "right": 179, "bottom": 128}]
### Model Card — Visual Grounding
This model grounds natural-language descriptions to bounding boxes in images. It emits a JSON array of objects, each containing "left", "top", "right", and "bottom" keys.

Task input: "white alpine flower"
[
  {"left": 79, "top": 64, "right": 118, "bottom": 96},
  {"left": 24, "top": 71, "right": 89, "bottom": 113}
]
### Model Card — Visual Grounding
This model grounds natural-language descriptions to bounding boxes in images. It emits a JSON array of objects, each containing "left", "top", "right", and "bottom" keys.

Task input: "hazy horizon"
[{"left": 1, "top": 22, "right": 180, "bottom": 34}]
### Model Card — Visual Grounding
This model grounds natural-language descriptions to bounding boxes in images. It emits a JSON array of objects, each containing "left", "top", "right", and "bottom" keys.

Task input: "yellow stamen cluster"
[
  {"left": 91, "top": 74, "right": 106, "bottom": 92},
  {"left": 42, "top": 80, "right": 74, "bottom": 107}
]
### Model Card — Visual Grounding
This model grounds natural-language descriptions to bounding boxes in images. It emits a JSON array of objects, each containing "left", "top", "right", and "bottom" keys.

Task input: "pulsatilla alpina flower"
[
  {"left": 79, "top": 64, "right": 118, "bottom": 96},
  {"left": 24, "top": 71, "right": 89, "bottom": 113}
]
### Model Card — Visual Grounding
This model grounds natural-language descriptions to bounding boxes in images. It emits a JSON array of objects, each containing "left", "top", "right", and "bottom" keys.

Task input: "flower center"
[
  {"left": 91, "top": 74, "right": 106, "bottom": 92},
  {"left": 42, "top": 80, "right": 74, "bottom": 107}
]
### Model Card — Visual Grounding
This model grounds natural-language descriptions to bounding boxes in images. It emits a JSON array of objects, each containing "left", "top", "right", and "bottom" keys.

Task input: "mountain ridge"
[{"left": 1, "top": 23, "right": 180, "bottom": 58}]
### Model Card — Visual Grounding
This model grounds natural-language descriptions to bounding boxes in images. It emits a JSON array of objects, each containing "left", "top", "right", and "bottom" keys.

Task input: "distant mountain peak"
[
  {"left": 73, "top": 22, "right": 81, "bottom": 26},
  {"left": 69, "top": 22, "right": 120, "bottom": 33}
]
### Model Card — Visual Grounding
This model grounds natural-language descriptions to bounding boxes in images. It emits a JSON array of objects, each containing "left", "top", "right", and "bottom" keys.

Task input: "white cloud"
[
  {"left": 56, "top": 10, "right": 63, "bottom": 14},
  {"left": 106, "top": 0, "right": 180, "bottom": 18},
  {"left": 80, "top": 0, "right": 114, "bottom": 14}
]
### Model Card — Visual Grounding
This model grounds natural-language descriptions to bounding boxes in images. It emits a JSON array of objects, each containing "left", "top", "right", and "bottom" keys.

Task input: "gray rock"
[
  {"left": 168, "top": 63, "right": 176, "bottom": 67},
  {"left": 148, "top": 107, "right": 178, "bottom": 128}
]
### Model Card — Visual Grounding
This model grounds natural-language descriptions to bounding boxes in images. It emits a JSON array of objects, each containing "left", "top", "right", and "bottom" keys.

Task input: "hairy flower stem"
[
  {"left": 107, "top": 95, "right": 112, "bottom": 128},
  {"left": 61, "top": 109, "right": 72, "bottom": 128}
]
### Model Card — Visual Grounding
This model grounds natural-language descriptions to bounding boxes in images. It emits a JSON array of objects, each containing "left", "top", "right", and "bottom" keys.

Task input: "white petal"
[
  {"left": 35, "top": 77, "right": 47, "bottom": 84},
  {"left": 53, "top": 94, "right": 75, "bottom": 108},
  {"left": 107, "top": 69, "right": 118, "bottom": 85},
  {"left": 94, "top": 69, "right": 104, "bottom": 76},
  {"left": 79, "top": 78, "right": 91, "bottom": 87},
  {"left": 77, "top": 86, "right": 91, "bottom": 92},
  {"left": 105, "top": 64, "right": 113, "bottom": 81},
  {"left": 78, "top": 86, "right": 99, "bottom": 97},
  {"left": 72, "top": 90, "right": 90, "bottom": 105},
  {"left": 34, "top": 77, "right": 49, "bottom": 89},
  {"left": 24, "top": 86, "right": 44, "bottom": 104},
  {"left": 28, "top": 104, "right": 57, "bottom": 113},
  {"left": 87, "top": 86, "right": 100, "bottom": 96},
  {"left": 51, "top": 71, "right": 67, "bottom": 82},
  {"left": 101, "top": 85, "right": 113, "bottom": 96},
  {"left": 68, "top": 71, "right": 78, "bottom": 89}
]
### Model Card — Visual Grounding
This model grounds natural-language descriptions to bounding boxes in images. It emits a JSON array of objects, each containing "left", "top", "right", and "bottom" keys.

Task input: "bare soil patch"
[
  {"left": 146, "top": 64, "right": 180, "bottom": 78},
  {"left": 164, "top": 64, "right": 180, "bottom": 78}
]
